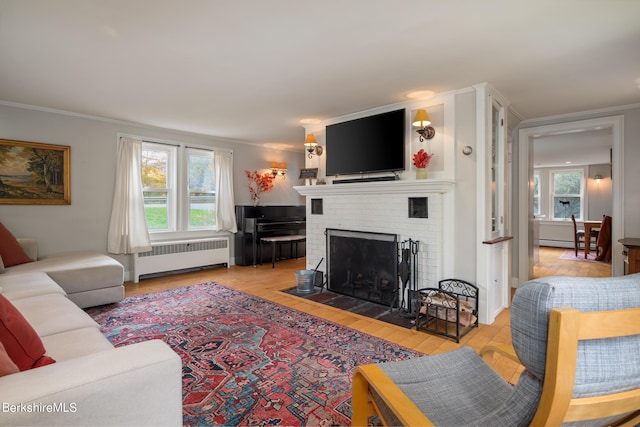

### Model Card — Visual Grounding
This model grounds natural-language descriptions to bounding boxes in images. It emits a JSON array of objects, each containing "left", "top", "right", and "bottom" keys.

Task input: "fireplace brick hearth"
[{"left": 295, "top": 180, "right": 454, "bottom": 291}]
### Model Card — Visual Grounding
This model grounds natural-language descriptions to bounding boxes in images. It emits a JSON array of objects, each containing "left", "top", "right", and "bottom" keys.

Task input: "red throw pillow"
[
  {"left": 0, "top": 222, "right": 33, "bottom": 267},
  {"left": 0, "top": 295, "right": 55, "bottom": 371}
]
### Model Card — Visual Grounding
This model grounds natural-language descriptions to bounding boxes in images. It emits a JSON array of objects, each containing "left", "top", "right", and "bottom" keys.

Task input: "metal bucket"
[{"left": 295, "top": 270, "right": 316, "bottom": 293}]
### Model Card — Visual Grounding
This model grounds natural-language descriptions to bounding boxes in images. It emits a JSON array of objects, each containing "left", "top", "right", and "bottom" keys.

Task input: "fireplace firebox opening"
[{"left": 326, "top": 229, "right": 400, "bottom": 307}]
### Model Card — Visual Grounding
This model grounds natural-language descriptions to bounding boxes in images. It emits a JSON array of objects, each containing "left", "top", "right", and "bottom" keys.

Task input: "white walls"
[
  {"left": 0, "top": 103, "right": 305, "bottom": 273},
  {"left": 453, "top": 89, "right": 478, "bottom": 281},
  {"left": 588, "top": 164, "right": 613, "bottom": 219}
]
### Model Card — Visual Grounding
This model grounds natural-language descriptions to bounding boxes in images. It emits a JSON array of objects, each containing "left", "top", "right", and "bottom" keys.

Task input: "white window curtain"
[
  {"left": 214, "top": 151, "right": 237, "bottom": 233},
  {"left": 107, "top": 137, "right": 152, "bottom": 254}
]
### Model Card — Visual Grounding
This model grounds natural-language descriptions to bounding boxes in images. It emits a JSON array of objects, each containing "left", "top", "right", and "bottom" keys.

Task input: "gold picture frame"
[{"left": 0, "top": 139, "right": 71, "bottom": 205}]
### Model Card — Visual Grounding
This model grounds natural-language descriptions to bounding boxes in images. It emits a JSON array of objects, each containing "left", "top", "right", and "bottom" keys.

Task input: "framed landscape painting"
[{"left": 0, "top": 139, "right": 71, "bottom": 205}]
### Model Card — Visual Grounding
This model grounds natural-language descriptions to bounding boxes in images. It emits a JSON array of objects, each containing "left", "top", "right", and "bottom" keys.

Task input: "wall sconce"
[
  {"left": 594, "top": 173, "right": 603, "bottom": 184},
  {"left": 412, "top": 109, "right": 436, "bottom": 141},
  {"left": 270, "top": 162, "right": 287, "bottom": 177},
  {"left": 304, "top": 134, "right": 324, "bottom": 159}
]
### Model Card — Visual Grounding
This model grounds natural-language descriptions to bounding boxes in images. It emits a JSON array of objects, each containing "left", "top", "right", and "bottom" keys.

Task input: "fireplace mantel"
[{"left": 294, "top": 178, "right": 455, "bottom": 197}]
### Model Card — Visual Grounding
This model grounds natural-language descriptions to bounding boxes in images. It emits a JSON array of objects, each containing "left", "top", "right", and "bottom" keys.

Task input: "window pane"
[
  {"left": 553, "top": 197, "right": 580, "bottom": 219},
  {"left": 142, "top": 148, "right": 169, "bottom": 230},
  {"left": 552, "top": 170, "right": 582, "bottom": 220},
  {"left": 143, "top": 191, "right": 168, "bottom": 229},
  {"left": 553, "top": 172, "right": 580, "bottom": 195},
  {"left": 491, "top": 103, "right": 500, "bottom": 232},
  {"left": 188, "top": 151, "right": 215, "bottom": 228},
  {"left": 533, "top": 173, "right": 540, "bottom": 216},
  {"left": 142, "top": 149, "right": 167, "bottom": 189}
]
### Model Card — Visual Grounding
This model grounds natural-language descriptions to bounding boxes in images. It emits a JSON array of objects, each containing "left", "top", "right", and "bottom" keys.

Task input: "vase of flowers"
[
  {"left": 245, "top": 170, "right": 275, "bottom": 206},
  {"left": 413, "top": 148, "right": 433, "bottom": 180}
]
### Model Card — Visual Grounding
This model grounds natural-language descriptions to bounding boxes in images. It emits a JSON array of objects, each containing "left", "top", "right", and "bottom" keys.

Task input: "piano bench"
[{"left": 260, "top": 235, "right": 307, "bottom": 268}]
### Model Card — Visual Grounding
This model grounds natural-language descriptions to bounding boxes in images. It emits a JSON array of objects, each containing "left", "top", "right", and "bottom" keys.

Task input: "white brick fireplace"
[{"left": 295, "top": 179, "right": 455, "bottom": 290}]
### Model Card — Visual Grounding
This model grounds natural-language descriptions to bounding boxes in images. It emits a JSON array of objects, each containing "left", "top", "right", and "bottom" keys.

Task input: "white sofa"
[
  {"left": 3, "top": 239, "right": 125, "bottom": 308},
  {"left": 0, "top": 241, "right": 183, "bottom": 426}
]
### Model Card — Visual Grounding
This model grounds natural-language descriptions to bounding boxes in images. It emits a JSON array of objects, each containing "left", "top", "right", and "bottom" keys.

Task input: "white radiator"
[{"left": 132, "top": 237, "right": 229, "bottom": 283}]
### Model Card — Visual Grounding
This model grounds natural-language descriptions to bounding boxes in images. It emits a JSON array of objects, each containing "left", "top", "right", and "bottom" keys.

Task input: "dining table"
[{"left": 583, "top": 220, "right": 602, "bottom": 258}]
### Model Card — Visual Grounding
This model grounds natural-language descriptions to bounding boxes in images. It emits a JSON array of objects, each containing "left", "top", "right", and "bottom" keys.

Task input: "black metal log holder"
[
  {"left": 415, "top": 279, "right": 479, "bottom": 342},
  {"left": 398, "top": 238, "right": 420, "bottom": 318}
]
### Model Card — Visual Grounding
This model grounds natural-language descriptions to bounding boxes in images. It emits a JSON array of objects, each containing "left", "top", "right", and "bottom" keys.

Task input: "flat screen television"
[{"left": 325, "top": 108, "right": 405, "bottom": 176}]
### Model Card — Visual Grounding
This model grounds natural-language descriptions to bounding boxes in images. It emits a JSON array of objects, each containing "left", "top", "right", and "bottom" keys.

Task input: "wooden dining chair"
[
  {"left": 571, "top": 214, "right": 598, "bottom": 257},
  {"left": 596, "top": 215, "right": 613, "bottom": 261}
]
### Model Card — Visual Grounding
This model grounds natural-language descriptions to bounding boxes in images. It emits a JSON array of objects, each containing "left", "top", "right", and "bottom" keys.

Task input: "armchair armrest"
[
  {"left": 352, "top": 364, "right": 435, "bottom": 427},
  {"left": 479, "top": 342, "right": 521, "bottom": 365}
]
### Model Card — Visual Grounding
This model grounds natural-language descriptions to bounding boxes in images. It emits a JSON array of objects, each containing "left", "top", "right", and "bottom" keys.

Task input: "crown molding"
[{"left": 519, "top": 102, "right": 640, "bottom": 127}]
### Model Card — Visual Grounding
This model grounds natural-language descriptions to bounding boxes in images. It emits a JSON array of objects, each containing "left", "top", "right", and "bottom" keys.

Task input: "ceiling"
[
  {"left": 533, "top": 128, "right": 612, "bottom": 168},
  {"left": 1, "top": 0, "right": 639, "bottom": 151}
]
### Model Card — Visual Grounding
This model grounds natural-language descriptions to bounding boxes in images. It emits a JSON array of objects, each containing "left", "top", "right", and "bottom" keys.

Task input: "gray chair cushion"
[
  {"left": 379, "top": 347, "right": 517, "bottom": 426},
  {"left": 511, "top": 274, "right": 640, "bottom": 397}
]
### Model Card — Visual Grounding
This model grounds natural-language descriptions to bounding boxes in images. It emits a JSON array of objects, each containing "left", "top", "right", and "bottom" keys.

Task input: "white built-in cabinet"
[{"left": 474, "top": 83, "right": 512, "bottom": 324}]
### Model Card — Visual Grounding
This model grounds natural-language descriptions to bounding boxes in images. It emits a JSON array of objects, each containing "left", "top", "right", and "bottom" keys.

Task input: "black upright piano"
[{"left": 235, "top": 205, "right": 306, "bottom": 266}]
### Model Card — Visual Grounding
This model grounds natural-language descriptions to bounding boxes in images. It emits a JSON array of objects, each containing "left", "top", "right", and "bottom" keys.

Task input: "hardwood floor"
[
  {"left": 122, "top": 247, "right": 610, "bottom": 393},
  {"left": 533, "top": 246, "right": 611, "bottom": 279},
  {"left": 125, "top": 258, "right": 524, "bottom": 384}
]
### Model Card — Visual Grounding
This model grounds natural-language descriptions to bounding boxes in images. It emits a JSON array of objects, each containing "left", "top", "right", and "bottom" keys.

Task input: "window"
[
  {"left": 141, "top": 141, "right": 216, "bottom": 233},
  {"left": 533, "top": 171, "right": 540, "bottom": 216},
  {"left": 187, "top": 148, "right": 215, "bottom": 229},
  {"left": 551, "top": 169, "right": 584, "bottom": 220},
  {"left": 142, "top": 144, "right": 175, "bottom": 231}
]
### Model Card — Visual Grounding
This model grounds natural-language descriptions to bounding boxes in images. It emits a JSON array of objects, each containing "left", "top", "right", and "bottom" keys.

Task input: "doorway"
[{"left": 517, "top": 116, "right": 624, "bottom": 285}]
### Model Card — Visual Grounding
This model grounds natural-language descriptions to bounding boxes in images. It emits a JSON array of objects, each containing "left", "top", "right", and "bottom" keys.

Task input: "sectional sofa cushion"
[
  {"left": 0, "top": 294, "right": 55, "bottom": 371},
  {"left": 0, "top": 223, "right": 33, "bottom": 268},
  {"left": 10, "top": 294, "right": 100, "bottom": 338},
  {"left": 0, "top": 272, "right": 66, "bottom": 300},
  {"left": 6, "top": 251, "right": 124, "bottom": 294},
  {"left": 41, "top": 327, "right": 114, "bottom": 362},
  {"left": 0, "top": 341, "right": 19, "bottom": 376}
]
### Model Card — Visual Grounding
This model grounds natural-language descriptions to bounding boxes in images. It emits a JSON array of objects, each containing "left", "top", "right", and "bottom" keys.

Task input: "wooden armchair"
[{"left": 352, "top": 275, "right": 640, "bottom": 426}]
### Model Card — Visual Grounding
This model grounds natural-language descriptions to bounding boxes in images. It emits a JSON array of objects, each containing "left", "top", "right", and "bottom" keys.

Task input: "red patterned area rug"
[{"left": 86, "top": 282, "right": 422, "bottom": 426}]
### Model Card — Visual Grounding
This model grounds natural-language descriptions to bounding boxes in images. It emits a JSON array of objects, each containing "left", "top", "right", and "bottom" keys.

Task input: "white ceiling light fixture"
[{"left": 406, "top": 90, "right": 435, "bottom": 100}]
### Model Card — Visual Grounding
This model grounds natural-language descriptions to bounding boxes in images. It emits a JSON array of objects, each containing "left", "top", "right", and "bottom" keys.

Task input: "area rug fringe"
[{"left": 86, "top": 282, "right": 422, "bottom": 426}]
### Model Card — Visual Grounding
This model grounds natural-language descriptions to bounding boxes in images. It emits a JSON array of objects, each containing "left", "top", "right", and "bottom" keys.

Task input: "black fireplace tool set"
[{"left": 397, "top": 238, "right": 420, "bottom": 318}]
